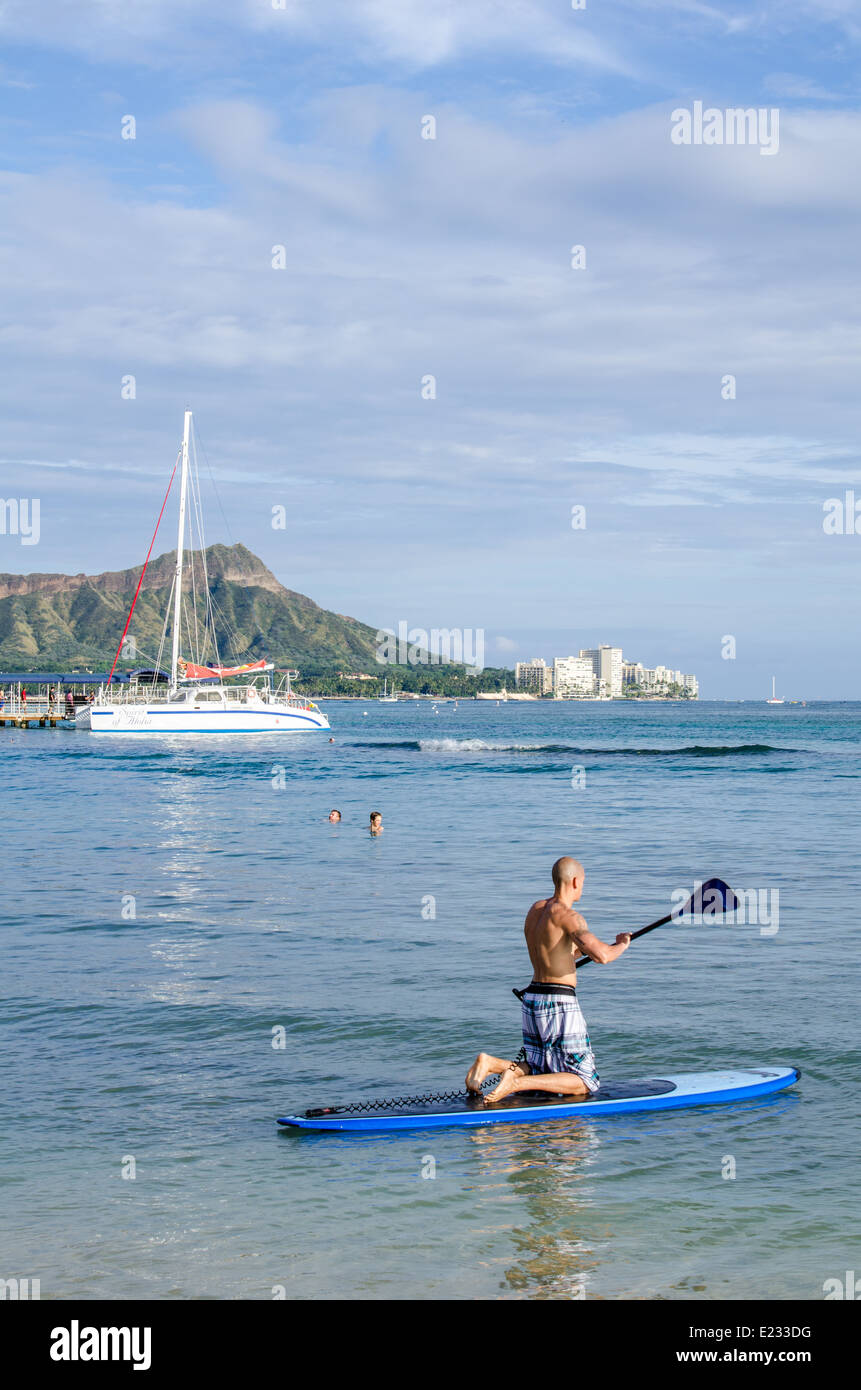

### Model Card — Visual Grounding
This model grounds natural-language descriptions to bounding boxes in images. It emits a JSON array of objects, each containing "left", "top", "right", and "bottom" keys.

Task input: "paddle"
[{"left": 573, "top": 876, "right": 739, "bottom": 969}]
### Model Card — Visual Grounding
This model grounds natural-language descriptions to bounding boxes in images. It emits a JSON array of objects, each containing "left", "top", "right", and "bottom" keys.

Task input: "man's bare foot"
[
  {"left": 484, "top": 1066, "right": 520, "bottom": 1104},
  {"left": 465, "top": 1053, "right": 496, "bottom": 1094}
]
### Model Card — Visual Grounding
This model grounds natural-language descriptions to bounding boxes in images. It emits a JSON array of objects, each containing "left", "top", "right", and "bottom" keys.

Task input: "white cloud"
[
  {"left": 0, "top": 0, "right": 636, "bottom": 72},
  {"left": 3, "top": 91, "right": 861, "bottom": 489},
  {"left": 3, "top": 0, "right": 858, "bottom": 73},
  {"left": 763, "top": 73, "right": 843, "bottom": 101},
  {"left": 3, "top": 80, "right": 861, "bottom": 653}
]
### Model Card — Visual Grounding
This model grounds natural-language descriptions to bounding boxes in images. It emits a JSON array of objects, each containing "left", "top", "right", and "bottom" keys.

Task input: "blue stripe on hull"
[{"left": 90, "top": 725, "right": 327, "bottom": 733}]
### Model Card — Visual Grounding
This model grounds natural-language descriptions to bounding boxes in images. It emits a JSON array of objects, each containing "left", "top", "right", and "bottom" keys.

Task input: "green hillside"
[
  {"left": 0, "top": 543, "right": 516, "bottom": 694},
  {"left": 0, "top": 543, "right": 385, "bottom": 672}
]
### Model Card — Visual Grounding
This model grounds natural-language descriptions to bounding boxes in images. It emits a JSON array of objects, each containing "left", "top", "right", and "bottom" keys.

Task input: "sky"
[{"left": 1, "top": 0, "right": 860, "bottom": 696}]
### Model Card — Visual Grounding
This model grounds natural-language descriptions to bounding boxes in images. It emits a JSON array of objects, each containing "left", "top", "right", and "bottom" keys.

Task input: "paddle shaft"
[{"left": 574, "top": 910, "right": 673, "bottom": 969}]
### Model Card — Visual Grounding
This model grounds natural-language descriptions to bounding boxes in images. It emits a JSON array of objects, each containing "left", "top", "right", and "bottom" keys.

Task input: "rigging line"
[
  {"left": 185, "top": 436, "right": 201, "bottom": 666},
  {"left": 106, "top": 458, "right": 179, "bottom": 685},
  {"left": 192, "top": 430, "right": 255, "bottom": 664},
  {"left": 182, "top": 573, "right": 199, "bottom": 670},
  {"left": 205, "top": 588, "right": 262, "bottom": 666},
  {"left": 188, "top": 513, "right": 201, "bottom": 667},
  {"left": 191, "top": 422, "right": 245, "bottom": 665},
  {"left": 155, "top": 572, "right": 175, "bottom": 676},
  {"left": 189, "top": 427, "right": 221, "bottom": 667},
  {"left": 194, "top": 423, "right": 236, "bottom": 549},
  {"left": 117, "top": 645, "right": 161, "bottom": 670},
  {"left": 205, "top": 588, "right": 248, "bottom": 661},
  {"left": 193, "top": 439, "right": 210, "bottom": 664}
]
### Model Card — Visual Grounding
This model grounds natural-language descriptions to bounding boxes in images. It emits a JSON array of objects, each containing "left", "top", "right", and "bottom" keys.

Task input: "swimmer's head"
[
  {"left": 552, "top": 856, "right": 585, "bottom": 899},
  {"left": 328, "top": 809, "right": 342, "bottom": 823}
]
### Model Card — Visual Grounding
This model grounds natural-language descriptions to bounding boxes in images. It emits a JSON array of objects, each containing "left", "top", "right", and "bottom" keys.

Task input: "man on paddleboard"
[{"left": 466, "top": 856, "right": 631, "bottom": 1103}]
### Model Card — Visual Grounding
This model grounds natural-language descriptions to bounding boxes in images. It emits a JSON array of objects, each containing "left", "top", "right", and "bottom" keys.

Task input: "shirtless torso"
[
  {"left": 525, "top": 897, "right": 630, "bottom": 986},
  {"left": 465, "top": 859, "right": 630, "bottom": 1101}
]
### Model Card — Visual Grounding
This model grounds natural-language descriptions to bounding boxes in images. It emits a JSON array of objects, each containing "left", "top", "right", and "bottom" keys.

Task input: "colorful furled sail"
[{"left": 178, "top": 659, "right": 271, "bottom": 680}]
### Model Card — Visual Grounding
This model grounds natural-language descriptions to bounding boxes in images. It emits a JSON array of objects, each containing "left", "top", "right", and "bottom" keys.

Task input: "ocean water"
[{"left": 1, "top": 699, "right": 858, "bottom": 1301}]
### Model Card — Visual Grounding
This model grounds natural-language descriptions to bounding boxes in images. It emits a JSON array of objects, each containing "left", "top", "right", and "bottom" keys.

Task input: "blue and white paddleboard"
[{"left": 278, "top": 1065, "right": 800, "bottom": 1133}]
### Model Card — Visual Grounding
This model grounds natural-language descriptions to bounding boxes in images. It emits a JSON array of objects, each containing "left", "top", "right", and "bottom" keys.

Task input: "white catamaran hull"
[{"left": 81, "top": 702, "right": 329, "bottom": 734}]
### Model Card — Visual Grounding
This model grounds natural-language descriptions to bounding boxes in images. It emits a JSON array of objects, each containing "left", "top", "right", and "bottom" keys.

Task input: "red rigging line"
[{"left": 106, "top": 462, "right": 179, "bottom": 686}]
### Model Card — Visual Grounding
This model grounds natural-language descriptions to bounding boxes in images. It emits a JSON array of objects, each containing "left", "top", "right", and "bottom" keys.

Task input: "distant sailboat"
[
  {"left": 378, "top": 678, "right": 398, "bottom": 703},
  {"left": 766, "top": 676, "right": 784, "bottom": 706}
]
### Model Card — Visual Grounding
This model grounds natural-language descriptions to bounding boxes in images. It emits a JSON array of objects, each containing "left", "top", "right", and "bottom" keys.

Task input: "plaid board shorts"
[{"left": 521, "top": 982, "right": 600, "bottom": 1093}]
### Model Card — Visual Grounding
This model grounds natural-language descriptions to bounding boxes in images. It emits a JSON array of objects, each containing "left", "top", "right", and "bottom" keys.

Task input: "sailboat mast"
[{"left": 170, "top": 410, "right": 192, "bottom": 691}]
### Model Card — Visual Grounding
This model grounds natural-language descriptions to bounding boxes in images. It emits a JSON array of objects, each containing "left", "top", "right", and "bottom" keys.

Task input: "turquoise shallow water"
[{"left": 1, "top": 700, "right": 858, "bottom": 1300}]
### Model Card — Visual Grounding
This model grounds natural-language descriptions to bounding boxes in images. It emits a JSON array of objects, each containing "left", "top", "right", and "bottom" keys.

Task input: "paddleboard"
[{"left": 278, "top": 1065, "right": 800, "bottom": 1133}]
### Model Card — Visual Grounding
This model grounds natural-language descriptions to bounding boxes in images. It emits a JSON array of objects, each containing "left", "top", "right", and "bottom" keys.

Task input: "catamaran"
[
  {"left": 378, "top": 678, "right": 398, "bottom": 703},
  {"left": 78, "top": 410, "right": 330, "bottom": 735}
]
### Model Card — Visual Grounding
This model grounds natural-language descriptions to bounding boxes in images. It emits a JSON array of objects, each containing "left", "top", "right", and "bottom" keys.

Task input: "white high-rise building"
[
  {"left": 580, "top": 646, "right": 623, "bottom": 698},
  {"left": 540, "top": 650, "right": 698, "bottom": 699},
  {"left": 623, "top": 662, "right": 698, "bottom": 697},
  {"left": 654, "top": 665, "right": 685, "bottom": 689},
  {"left": 553, "top": 656, "right": 596, "bottom": 698},
  {"left": 515, "top": 659, "right": 553, "bottom": 694}
]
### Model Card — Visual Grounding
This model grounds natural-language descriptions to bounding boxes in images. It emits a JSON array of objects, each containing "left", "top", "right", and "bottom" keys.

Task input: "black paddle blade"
[{"left": 673, "top": 877, "right": 739, "bottom": 920}]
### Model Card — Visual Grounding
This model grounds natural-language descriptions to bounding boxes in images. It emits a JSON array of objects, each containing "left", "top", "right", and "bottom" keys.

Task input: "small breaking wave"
[{"left": 352, "top": 739, "right": 798, "bottom": 756}]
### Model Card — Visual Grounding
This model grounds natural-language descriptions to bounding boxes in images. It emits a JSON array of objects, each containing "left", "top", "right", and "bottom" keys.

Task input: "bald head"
[{"left": 552, "top": 856, "right": 584, "bottom": 890}]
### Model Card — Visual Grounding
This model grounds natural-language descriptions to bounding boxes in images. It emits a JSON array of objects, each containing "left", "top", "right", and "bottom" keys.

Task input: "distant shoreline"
[{"left": 312, "top": 696, "right": 837, "bottom": 704}]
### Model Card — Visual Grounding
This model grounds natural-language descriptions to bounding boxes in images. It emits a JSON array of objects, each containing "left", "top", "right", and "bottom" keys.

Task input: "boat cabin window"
[{"left": 193, "top": 689, "right": 225, "bottom": 703}]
